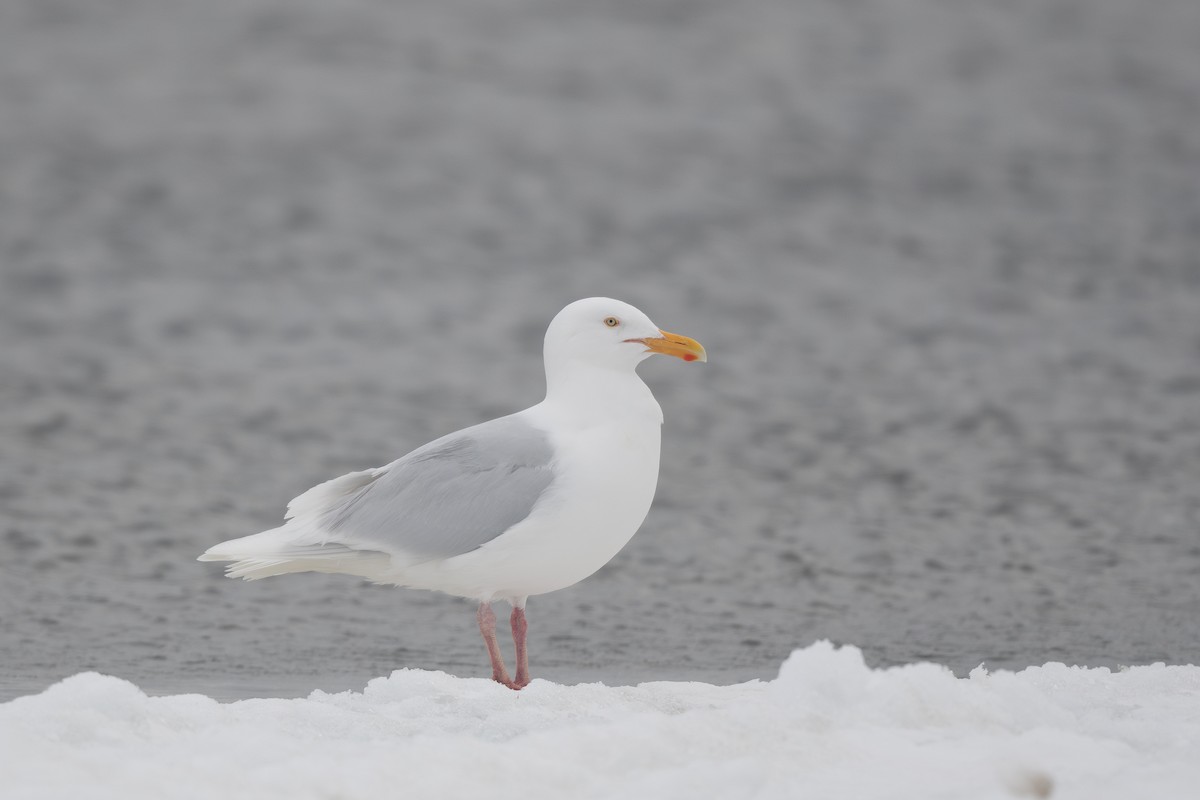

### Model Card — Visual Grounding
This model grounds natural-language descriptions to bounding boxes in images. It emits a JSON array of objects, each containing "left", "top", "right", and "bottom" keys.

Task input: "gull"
[{"left": 199, "top": 297, "right": 706, "bottom": 689}]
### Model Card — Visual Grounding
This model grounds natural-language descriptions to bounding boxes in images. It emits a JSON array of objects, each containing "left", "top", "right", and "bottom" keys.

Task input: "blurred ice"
[{"left": 3, "top": 642, "right": 1198, "bottom": 799}]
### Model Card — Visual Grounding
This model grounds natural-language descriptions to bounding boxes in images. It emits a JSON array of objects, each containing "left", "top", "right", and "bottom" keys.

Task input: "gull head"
[{"left": 543, "top": 297, "right": 706, "bottom": 373}]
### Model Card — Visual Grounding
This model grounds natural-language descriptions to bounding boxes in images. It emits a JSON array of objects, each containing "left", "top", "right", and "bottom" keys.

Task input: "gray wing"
[{"left": 308, "top": 415, "right": 557, "bottom": 561}]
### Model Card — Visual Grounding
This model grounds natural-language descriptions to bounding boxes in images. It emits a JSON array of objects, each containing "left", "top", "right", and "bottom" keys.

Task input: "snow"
[{"left": 3, "top": 642, "right": 1199, "bottom": 800}]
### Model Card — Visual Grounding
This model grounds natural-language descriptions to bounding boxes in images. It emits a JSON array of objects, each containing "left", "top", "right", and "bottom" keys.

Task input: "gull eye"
[{"left": 604, "top": 316, "right": 620, "bottom": 328}]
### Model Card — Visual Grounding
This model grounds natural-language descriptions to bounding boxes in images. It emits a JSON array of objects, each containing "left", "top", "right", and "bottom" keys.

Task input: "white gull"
[{"left": 199, "top": 297, "right": 706, "bottom": 689}]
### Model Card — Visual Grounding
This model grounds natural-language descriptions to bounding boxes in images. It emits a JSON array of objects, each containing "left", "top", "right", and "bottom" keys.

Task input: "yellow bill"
[{"left": 634, "top": 329, "right": 707, "bottom": 362}]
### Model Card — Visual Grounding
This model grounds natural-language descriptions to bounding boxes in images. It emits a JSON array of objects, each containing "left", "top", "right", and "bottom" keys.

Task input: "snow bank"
[{"left": 2, "top": 642, "right": 1198, "bottom": 800}]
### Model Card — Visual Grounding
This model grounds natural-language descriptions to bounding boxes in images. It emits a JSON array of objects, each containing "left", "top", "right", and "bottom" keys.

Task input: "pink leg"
[
  {"left": 511, "top": 606, "right": 530, "bottom": 689},
  {"left": 477, "top": 603, "right": 514, "bottom": 688}
]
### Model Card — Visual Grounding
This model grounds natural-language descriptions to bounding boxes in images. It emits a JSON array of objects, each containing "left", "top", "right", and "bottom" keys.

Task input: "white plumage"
[{"left": 200, "top": 297, "right": 706, "bottom": 688}]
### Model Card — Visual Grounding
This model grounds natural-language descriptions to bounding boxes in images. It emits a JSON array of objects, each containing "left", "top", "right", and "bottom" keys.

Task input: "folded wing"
[
  {"left": 200, "top": 414, "right": 558, "bottom": 578},
  {"left": 318, "top": 415, "right": 558, "bottom": 559}
]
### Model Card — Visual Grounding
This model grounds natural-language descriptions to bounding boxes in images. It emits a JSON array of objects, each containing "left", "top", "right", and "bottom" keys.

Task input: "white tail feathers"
[
  {"left": 198, "top": 526, "right": 388, "bottom": 581},
  {"left": 200, "top": 463, "right": 398, "bottom": 582}
]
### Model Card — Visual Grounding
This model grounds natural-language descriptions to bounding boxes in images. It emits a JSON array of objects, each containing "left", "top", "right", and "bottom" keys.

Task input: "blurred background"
[{"left": 1, "top": 0, "right": 1198, "bottom": 699}]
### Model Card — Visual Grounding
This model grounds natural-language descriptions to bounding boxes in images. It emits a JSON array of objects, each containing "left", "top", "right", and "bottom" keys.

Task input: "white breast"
[
  {"left": 500, "top": 414, "right": 663, "bottom": 594},
  {"left": 393, "top": 377, "right": 665, "bottom": 604}
]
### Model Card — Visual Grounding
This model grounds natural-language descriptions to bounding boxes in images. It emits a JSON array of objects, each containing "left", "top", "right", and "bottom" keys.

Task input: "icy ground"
[{"left": 2, "top": 643, "right": 1197, "bottom": 800}]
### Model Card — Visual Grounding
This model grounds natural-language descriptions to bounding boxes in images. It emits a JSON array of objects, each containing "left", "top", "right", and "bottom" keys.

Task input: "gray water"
[{"left": 2, "top": 0, "right": 1199, "bottom": 701}]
